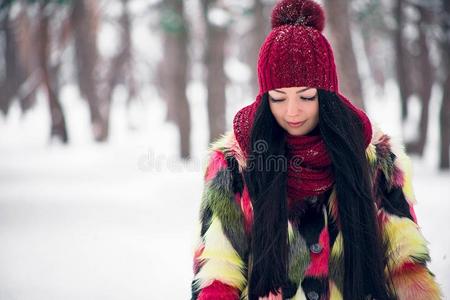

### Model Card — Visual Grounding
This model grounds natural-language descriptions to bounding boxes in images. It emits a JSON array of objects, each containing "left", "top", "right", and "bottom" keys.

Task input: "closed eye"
[
  {"left": 301, "top": 94, "right": 317, "bottom": 101},
  {"left": 269, "top": 96, "right": 285, "bottom": 102},
  {"left": 301, "top": 96, "right": 315, "bottom": 101},
  {"left": 269, "top": 94, "right": 317, "bottom": 102}
]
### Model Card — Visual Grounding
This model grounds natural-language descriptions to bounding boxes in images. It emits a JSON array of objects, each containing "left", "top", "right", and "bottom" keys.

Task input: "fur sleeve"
[
  {"left": 191, "top": 132, "right": 249, "bottom": 300},
  {"left": 367, "top": 126, "right": 442, "bottom": 299}
]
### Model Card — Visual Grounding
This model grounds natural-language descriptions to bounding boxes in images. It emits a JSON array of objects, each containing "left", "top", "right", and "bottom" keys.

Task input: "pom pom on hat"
[{"left": 271, "top": 0, "right": 325, "bottom": 32}]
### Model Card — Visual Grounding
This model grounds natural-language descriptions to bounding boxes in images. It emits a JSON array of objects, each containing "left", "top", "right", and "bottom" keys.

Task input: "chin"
[{"left": 286, "top": 128, "right": 307, "bottom": 136}]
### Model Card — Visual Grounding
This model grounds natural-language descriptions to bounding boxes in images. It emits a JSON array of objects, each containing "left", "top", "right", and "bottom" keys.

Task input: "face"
[{"left": 268, "top": 86, "right": 319, "bottom": 136}]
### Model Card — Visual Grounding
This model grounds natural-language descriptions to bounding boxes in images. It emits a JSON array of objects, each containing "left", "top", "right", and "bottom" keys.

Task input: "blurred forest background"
[
  {"left": 0, "top": 0, "right": 449, "bottom": 168},
  {"left": 1, "top": 0, "right": 450, "bottom": 299}
]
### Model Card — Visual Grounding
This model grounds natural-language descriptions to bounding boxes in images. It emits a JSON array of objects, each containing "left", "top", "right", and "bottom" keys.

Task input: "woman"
[{"left": 190, "top": 0, "right": 441, "bottom": 299}]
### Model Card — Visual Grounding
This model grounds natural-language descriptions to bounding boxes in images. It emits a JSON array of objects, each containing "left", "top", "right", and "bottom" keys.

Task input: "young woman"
[{"left": 190, "top": 0, "right": 442, "bottom": 299}]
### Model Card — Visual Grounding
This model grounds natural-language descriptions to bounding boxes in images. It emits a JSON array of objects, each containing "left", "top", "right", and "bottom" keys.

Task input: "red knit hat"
[{"left": 233, "top": 0, "right": 372, "bottom": 156}]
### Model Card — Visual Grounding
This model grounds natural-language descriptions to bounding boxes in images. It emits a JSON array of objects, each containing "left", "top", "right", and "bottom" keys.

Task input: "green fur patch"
[
  {"left": 288, "top": 226, "right": 310, "bottom": 285},
  {"left": 202, "top": 164, "right": 249, "bottom": 259}
]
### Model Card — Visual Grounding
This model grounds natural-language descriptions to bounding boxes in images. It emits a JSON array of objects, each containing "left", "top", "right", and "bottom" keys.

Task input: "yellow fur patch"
[
  {"left": 195, "top": 216, "right": 247, "bottom": 291},
  {"left": 331, "top": 232, "right": 343, "bottom": 258},
  {"left": 365, "top": 143, "right": 377, "bottom": 165},
  {"left": 383, "top": 213, "right": 429, "bottom": 271},
  {"left": 290, "top": 284, "right": 307, "bottom": 300},
  {"left": 394, "top": 151, "right": 416, "bottom": 205},
  {"left": 329, "top": 280, "right": 343, "bottom": 300}
]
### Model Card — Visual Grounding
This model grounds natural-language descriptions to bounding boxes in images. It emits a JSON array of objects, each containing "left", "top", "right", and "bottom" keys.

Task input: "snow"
[
  {"left": 0, "top": 87, "right": 204, "bottom": 299},
  {"left": 0, "top": 4, "right": 448, "bottom": 298},
  {"left": 0, "top": 80, "right": 449, "bottom": 299}
]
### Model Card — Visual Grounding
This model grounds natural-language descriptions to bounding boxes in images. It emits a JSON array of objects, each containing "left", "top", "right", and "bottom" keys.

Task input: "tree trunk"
[
  {"left": 0, "top": 7, "right": 31, "bottom": 115},
  {"left": 439, "top": 0, "right": 450, "bottom": 169},
  {"left": 406, "top": 5, "right": 434, "bottom": 156},
  {"left": 15, "top": 5, "right": 38, "bottom": 113},
  {"left": 394, "top": 0, "right": 413, "bottom": 121},
  {"left": 202, "top": 0, "right": 228, "bottom": 144},
  {"left": 323, "top": 0, "right": 365, "bottom": 110},
  {"left": 0, "top": 8, "right": 17, "bottom": 115},
  {"left": 39, "top": 4, "right": 68, "bottom": 143},
  {"left": 161, "top": 0, "right": 191, "bottom": 159},
  {"left": 246, "top": 0, "right": 268, "bottom": 96},
  {"left": 71, "top": 0, "right": 109, "bottom": 141},
  {"left": 361, "top": 32, "right": 386, "bottom": 91},
  {"left": 104, "top": 0, "right": 133, "bottom": 104},
  {"left": 38, "top": 4, "right": 68, "bottom": 143}
]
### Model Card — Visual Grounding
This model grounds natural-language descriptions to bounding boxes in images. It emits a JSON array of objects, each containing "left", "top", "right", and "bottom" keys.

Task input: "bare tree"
[
  {"left": 0, "top": 5, "right": 37, "bottom": 115},
  {"left": 439, "top": 0, "right": 450, "bottom": 169},
  {"left": 1, "top": 2, "right": 70, "bottom": 142},
  {"left": 0, "top": 6, "right": 19, "bottom": 115},
  {"left": 245, "top": 0, "right": 270, "bottom": 96},
  {"left": 12, "top": 4, "right": 39, "bottom": 112},
  {"left": 37, "top": 3, "right": 68, "bottom": 143},
  {"left": 353, "top": 0, "right": 390, "bottom": 91},
  {"left": 201, "top": 0, "right": 228, "bottom": 144},
  {"left": 405, "top": 3, "right": 435, "bottom": 155},
  {"left": 71, "top": 0, "right": 109, "bottom": 141},
  {"left": 159, "top": 0, "right": 191, "bottom": 159},
  {"left": 324, "top": 0, "right": 365, "bottom": 110},
  {"left": 104, "top": 0, "right": 136, "bottom": 108},
  {"left": 393, "top": 0, "right": 414, "bottom": 121}
]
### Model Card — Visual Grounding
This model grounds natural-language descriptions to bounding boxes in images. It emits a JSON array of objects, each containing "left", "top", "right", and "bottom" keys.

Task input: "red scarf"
[{"left": 285, "top": 126, "right": 334, "bottom": 203}]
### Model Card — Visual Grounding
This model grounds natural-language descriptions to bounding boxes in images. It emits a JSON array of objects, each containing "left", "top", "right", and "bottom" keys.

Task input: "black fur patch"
[
  {"left": 226, "top": 155, "right": 244, "bottom": 195},
  {"left": 191, "top": 279, "right": 201, "bottom": 300},
  {"left": 200, "top": 205, "right": 212, "bottom": 237},
  {"left": 301, "top": 277, "right": 329, "bottom": 299},
  {"left": 377, "top": 172, "right": 414, "bottom": 221},
  {"left": 297, "top": 201, "right": 325, "bottom": 247},
  {"left": 282, "top": 280, "right": 300, "bottom": 298}
]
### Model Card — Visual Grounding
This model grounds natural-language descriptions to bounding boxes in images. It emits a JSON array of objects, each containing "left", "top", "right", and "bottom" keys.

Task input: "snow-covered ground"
[{"left": 0, "top": 80, "right": 449, "bottom": 300}]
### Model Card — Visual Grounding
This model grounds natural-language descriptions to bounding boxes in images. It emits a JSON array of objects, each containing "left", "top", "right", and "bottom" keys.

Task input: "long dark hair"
[{"left": 244, "top": 90, "right": 396, "bottom": 300}]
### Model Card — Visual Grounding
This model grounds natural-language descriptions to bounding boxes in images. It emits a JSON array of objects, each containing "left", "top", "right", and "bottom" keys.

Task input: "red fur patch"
[
  {"left": 204, "top": 151, "right": 227, "bottom": 181},
  {"left": 198, "top": 280, "right": 240, "bottom": 300},
  {"left": 393, "top": 261, "right": 419, "bottom": 275},
  {"left": 240, "top": 186, "right": 254, "bottom": 234},
  {"left": 392, "top": 263, "right": 442, "bottom": 299},
  {"left": 305, "top": 227, "right": 330, "bottom": 277}
]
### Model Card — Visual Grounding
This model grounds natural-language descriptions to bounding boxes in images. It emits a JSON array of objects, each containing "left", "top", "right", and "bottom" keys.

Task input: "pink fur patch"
[
  {"left": 377, "top": 209, "right": 389, "bottom": 225},
  {"left": 392, "top": 166, "right": 405, "bottom": 188},
  {"left": 305, "top": 227, "right": 330, "bottom": 277},
  {"left": 193, "top": 243, "right": 205, "bottom": 274},
  {"left": 409, "top": 205, "right": 418, "bottom": 224},
  {"left": 240, "top": 186, "right": 254, "bottom": 234},
  {"left": 204, "top": 151, "right": 227, "bottom": 181},
  {"left": 198, "top": 280, "right": 240, "bottom": 300}
]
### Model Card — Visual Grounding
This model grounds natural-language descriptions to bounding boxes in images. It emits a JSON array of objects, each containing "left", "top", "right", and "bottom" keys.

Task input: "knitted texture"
[
  {"left": 233, "top": 0, "right": 373, "bottom": 157},
  {"left": 285, "top": 128, "right": 334, "bottom": 200}
]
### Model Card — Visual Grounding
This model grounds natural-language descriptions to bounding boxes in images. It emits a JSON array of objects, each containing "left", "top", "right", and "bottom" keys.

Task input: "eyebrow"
[{"left": 273, "top": 87, "right": 312, "bottom": 94}]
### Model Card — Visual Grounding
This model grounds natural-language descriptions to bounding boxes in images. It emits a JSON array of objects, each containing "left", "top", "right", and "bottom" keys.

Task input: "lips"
[{"left": 287, "top": 120, "right": 306, "bottom": 127}]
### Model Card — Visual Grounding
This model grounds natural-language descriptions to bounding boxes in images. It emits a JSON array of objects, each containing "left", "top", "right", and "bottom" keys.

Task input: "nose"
[{"left": 286, "top": 97, "right": 299, "bottom": 117}]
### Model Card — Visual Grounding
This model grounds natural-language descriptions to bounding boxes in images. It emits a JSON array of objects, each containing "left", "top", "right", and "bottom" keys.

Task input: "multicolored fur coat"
[{"left": 190, "top": 125, "right": 442, "bottom": 300}]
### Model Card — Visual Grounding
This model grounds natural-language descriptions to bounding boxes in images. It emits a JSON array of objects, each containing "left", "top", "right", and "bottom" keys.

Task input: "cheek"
[
  {"left": 269, "top": 103, "right": 285, "bottom": 122},
  {"left": 307, "top": 102, "right": 319, "bottom": 119}
]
